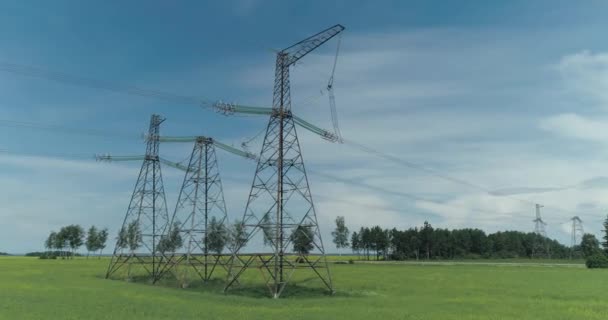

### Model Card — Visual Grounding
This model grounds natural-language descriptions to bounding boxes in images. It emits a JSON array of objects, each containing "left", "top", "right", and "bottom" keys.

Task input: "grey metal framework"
[
  {"left": 532, "top": 204, "right": 550, "bottom": 258},
  {"left": 156, "top": 137, "right": 231, "bottom": 285},
  {"left": 570, "top": 216, "right": 584, "bottom": 256},
  {"left": 106, "top": 114, "right": 171, "bottom": 280},
  {"left": 224, "top": 24, "right": 344, "bottom": 298}
]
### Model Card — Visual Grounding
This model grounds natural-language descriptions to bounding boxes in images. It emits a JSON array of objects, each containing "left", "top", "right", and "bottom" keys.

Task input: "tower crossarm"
[
  {"left": 158, "top": 135, "right": 209, "bottom": 143},
  {"left": 280, "top": 24, "right": 345, "bottom": 67},
  {"left": 95, "top": 154, "right": 146, "bottom": 162},
  {"left": 158, "top": 135, "right": 257, "bottom": 159}
]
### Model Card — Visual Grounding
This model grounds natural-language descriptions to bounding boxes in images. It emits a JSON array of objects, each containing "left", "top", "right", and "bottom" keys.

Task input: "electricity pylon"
[
  {"left": 225, "top": 24, "right": 344, "bottom": 298},
  {"left": 155, "top": 136, "right": 230, "bottom": 286},
  {"left": 105, "top": 114, "right": 171, "bottom": 281},
  {"left": 570, "top": 216, "right": 584, "bottom": 259},
  {"left": 532, "top": 204, "right": 550, "bottom": 258}
]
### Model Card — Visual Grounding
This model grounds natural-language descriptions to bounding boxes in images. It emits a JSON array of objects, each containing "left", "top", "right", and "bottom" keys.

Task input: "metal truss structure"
[
  {"left": 532, "top": 204, "right": 551, "bottom": 258},
  {"left": 225, "top": 24, "right": 344, "bottom": 298},
  {"left": 570, "top": 216, "right": 584, "bottom": 258},
  {"left": 105, "top": 114, "right": 170, "bottom": 281},
  {"left": 156, "top": 136, "right": 231, "bottom": 286}
]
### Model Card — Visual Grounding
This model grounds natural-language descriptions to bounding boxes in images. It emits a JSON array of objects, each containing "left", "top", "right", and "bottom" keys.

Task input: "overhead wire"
[
  {"left": 0, "top": 59, "right": 592, "bottom": 219},
  {"left": 0, "top": 149, "right": 95, "bottom": 159},
  {"left": 0, "top": 118, "right": 138, "bottom": 140},
  {"left": 0, "top": 62, "right": 212, "bottom": 107}
]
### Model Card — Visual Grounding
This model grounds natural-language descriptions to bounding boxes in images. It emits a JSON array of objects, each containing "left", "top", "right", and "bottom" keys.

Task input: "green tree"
[
  {"left": 64, "top": 225, "right": 85, "bottom": 259},
  {"left": 260, "top": 213, "right": 275, "bottom": 247},
  {"left": 603, "top": 215, "right": 608, "bottom": 255},
  {"left": 116, "top": 226, "right": 128, "bottom": 250},
  {"left": 55, "top": 227, "right": 69, "bottom": 259},
  {"left": 331, "top": 216, "right": 350, "bottom": 256},
  {"left": 581, "top": 233, "right": 601, "bottom": 258},
  {"left": 45, "top": 231, "right": 57, "bottom": 257},
  {"left": 350, "top": 231, "right": 360, "bottom": 258},
  {"left": 227, "top": 220, "right": 247, "bottom": 251},
  {"left": 96, "top": 228, "right": 109, "bottom": 258},
  {"left": 157, "top": 221, "right": 183, "bottom": 253},
  {"left": 85, "top": 226, "right": 98, "bottom": 258},
  {"left": 410, "top": 229, "right": 421, "bottom": 260},
  {"left": 126, "top": 221, "right": 142, "bottom": 252},
  {"left": 420, "top": 221, "right": 434, "bottom": 259},
  {"left": 206, "top": 217, "right": 227, "bottom": 254},
  {"left": 291, "top": 226, "right": 314, "bottom": 255},
  {"left": 360, "top": 227, "right": 371, "bottom": 260}
]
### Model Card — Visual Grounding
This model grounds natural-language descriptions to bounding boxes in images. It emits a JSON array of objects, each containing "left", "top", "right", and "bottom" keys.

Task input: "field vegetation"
[{"left": 1, "top": 256, "right": 606, "bottom": 319}]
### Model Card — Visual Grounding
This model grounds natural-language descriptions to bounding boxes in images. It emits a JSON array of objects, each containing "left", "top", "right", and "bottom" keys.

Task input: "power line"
[
  {"left": 342, "top": 139, "right": 586, "bottom": 217},
  {"left": 306, "top": 168, "right": 528, "bottom": 219},
  {"left": 0, "top": 61, "right": 591, "bottom": 218},
  {"left": 0, "top": 149, "right": 95, "bottom": 159},
  {"left": 0, "top": 118, "right": 138, "bottom": 140},
  {"left": 0, "top": 62, "right": 212, "bottom": 107}
]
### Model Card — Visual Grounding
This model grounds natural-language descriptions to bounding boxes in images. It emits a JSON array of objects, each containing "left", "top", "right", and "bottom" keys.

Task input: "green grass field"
[{"left": 0, "top": 256, "right": 606, "bottom": 319}]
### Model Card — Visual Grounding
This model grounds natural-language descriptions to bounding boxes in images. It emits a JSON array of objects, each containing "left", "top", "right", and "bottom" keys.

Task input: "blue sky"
[{"left": 3, "top": 0, "right": 608, "bottom": 253}]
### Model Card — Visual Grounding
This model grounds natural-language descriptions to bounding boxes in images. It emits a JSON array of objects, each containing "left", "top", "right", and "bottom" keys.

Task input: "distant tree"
[
  {"left": 603, "top": 215, "right": 608, "bottom": 255},
  {"left": 360, "top": 227, "right": 371, "bottom": 260},
  {"left": 260, "top": 213, "right": 275, "bottom": 247},
  {"left": 126, "top": 221, "right": 142, "bottom": 252},
  {"left": 410, "top": 231, "right": 421, "bottom": 260},
  {"left": 420, "top": 221, "right": 434, "bottom": 259},
  {"left": 116, "top": 226, "right": 128, "bottom": 251},
  {"left": 581, "top": 233, "right": 601, "bottom": 258},
  {"left": 64, "top": 225, "right": 85, "bottom": 259},
  {"left": 96, "top": 228, "right": 109, "bottom": 258},
  {"left": 45, "top": 231, "right": 57, "bottom": 257},
  {"left": 351, "top": 231, "right": 360, "bottom": 258},
  {"left": 227, "top": 220, "right": 248, "bottom": 251},
  {"left": 343, "top": 221, "right": 573, "bottom": 261},
  {"left": 85, "top": 226, "right": 99, "bottom": 258},
  {"left": 291, "top": 226, "right": 314, "bottom": 255},
  {"left": 331, "top": 216, "right": 350, "bottom": 256},
  {"left": 157, "top": 221, "right": 183, "bottom": 254},
  {"left": 206, "top": 217, "right": 228, "bottom": 254},
  {"left": 55, "top": 227, "right": 69, "bottom": 259},
  {"left": 586, "top": 253, "right": 608, "bottom": 269}
]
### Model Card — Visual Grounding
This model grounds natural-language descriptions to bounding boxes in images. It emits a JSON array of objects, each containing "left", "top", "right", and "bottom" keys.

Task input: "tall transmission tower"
[
  {"left": 225, "top": 24, "right": 344, "bottom": 298},
  {"left": 570, "top": 216, "right": 584, "bottom": 258},
  {"left": 533, "top": 204, "right": 547, "bottom": 237},
  {"left": 105, "top": 114, "right": 170, "bottom": 281},
  {"left": 155, "top": 136, "right": 231, "bottom": 286},
  {"left": 532, "top": 204, "right": 550, "bottom": 258}
]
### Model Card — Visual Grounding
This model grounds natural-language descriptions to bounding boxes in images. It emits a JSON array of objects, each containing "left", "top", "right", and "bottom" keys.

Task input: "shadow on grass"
[{"left": 102, "top": 274, "right": 373, "bottom": 299}]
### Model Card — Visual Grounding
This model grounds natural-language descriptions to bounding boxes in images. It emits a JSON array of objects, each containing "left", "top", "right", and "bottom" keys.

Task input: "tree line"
[
  {"left": 579, "top": 216, "right": 608, "bottom": 268},
  {"left": 330, "top": 217, "right": 581, "bottom": 260},
  {"left": 112, "top": 216, "right": 316, "bottom": 256},
  {"left": 43, "top": 225, "right": 108, "bottom": 259}
]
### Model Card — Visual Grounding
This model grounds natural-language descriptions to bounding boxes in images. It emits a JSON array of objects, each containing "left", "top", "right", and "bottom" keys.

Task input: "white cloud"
[
  {"left": 540, "top": 113, "right": 608, "bottom": 142},
  {"left": 7, "top": 27, "right": 608, "bottom": 253},
  {"left": 557, "top": 50, "right": 608, "bottom": 108}
]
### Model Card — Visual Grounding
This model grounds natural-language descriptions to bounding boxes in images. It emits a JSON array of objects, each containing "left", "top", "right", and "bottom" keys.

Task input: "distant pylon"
[
  {"left": 225, "top": 25, "right": 344, "bottom": 298},
  {"left": 570, "top": 216, "right": 584, "bottom": 259},
  {"left": 156, "top": 137, "right": 230, "bottom": 286},
  {"left": 106, "top": 114, "right": 170, "bottom": 281},
  {"left": 532, "top": 204, "right": 550, "bottom": 258},
  {"left": 533, "top": 204, "right": 547, "bottom": 237}
]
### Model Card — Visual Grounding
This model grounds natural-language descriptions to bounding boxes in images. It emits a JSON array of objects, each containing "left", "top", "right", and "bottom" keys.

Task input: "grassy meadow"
[{"left": 0, "top": 256, "right": 606, "bottom": 319}]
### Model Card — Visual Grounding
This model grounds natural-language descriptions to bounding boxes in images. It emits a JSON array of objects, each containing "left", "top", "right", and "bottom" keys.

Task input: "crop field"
[{"left": 1, "top": 256, "right": 606, "bottom": 319}]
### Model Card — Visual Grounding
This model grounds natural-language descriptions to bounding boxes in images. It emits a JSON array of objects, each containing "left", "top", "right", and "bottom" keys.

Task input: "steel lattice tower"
[
  {"left": 532, "top": 204, "right": 550, "bottom": 258},
  {"left": 225, "top": 25, "right": 344, "bottom": 298},
  {"left": 533, "top": 204, "right": 547, "bottom": 237},
  {"left": 570, "top": 216, "right": 584, "bottom": 257},
  {"left": 106, "top": 114, "right": 170, "bottom": 281},
  {"left": 157, "top": 137, "right": 230, "bottom": 285}
]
